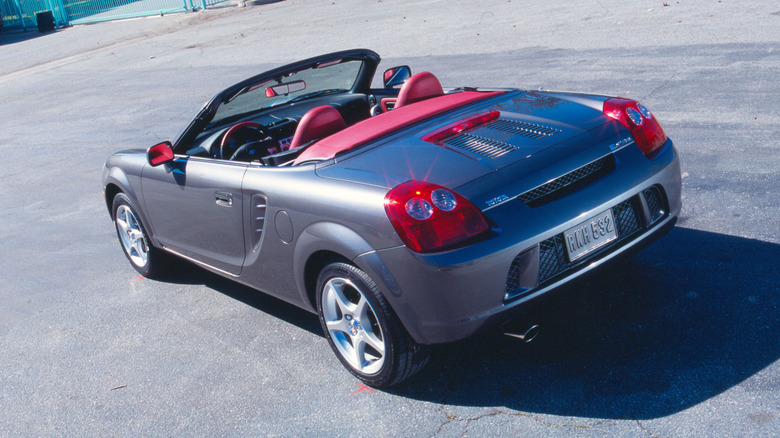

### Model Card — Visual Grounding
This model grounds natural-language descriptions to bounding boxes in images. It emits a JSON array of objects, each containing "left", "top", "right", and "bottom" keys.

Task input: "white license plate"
[{"left": 563, "top": 209, "right": 618, "bottom": 261}]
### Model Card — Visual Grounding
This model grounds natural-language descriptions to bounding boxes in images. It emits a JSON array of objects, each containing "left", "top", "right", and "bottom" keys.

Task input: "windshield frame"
[{"left": 172, "top": 49, "right": 380, "bottom": 152}]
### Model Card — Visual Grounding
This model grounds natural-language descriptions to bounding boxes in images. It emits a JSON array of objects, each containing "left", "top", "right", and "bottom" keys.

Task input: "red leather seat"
[
  {"left": 396, "top": 71, "right": 444, "bottom": 108},
  {"left": 290, "top": 105, "right": 347, "bottom": 149},
  {"left": 381, "top": 72, "right": 444, "bottom": 112}
]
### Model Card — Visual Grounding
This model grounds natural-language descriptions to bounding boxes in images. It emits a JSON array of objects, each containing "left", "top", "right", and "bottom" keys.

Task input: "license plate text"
[{"left": 564, "top": 209, "right": 618, "bottom": 261}]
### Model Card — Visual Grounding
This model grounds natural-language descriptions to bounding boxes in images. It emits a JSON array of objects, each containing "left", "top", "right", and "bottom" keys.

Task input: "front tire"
[
  {"left": 316, "top": 262, "right": 429, "bottom": 387},
  {"left": 112, "top": 193, "right": 167, "bottom": 278}
]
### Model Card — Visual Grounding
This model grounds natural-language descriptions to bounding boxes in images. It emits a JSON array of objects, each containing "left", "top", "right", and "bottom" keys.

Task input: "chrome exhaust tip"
[{"left": 503, "top": 322, "right": 540, "bottom": 343}]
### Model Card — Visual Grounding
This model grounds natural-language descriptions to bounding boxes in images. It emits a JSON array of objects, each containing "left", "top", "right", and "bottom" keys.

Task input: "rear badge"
[
  {"left": 486, "top": 194, "right": 510, "bottom": 207},
  {"left": 609, "top": 136, "right": 633, "bottom": 151}
]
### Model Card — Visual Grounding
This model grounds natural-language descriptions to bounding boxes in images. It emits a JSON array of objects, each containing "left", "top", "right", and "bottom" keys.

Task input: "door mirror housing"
[
  {"left": 383, "top": 66, "right": 411, "bottom": 89},
  {"left": 147, "top": 141, "right": 174, "bottom": 166}
]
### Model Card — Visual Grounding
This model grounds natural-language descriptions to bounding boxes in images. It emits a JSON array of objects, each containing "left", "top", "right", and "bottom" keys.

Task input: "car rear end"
[{"left": 326, "top": 90, "right": 681, "bottom": 345}]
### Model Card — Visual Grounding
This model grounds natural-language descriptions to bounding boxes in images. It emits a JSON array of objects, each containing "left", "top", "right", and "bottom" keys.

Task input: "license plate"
[{"left": 563, "top": 209, "right": 618, "bottom": 261}]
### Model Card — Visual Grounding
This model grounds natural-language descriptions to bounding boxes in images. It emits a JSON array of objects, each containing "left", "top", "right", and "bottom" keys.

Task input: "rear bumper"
[{"left": 354, "top": 141, "right": 682, "bottom": 345}]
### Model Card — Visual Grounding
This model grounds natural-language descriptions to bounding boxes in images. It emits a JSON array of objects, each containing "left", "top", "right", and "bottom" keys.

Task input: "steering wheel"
[{"left": 220, "top": 122, "right": 269, "bottom": 160}]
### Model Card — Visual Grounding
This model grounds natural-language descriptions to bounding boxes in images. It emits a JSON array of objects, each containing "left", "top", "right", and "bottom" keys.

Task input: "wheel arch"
[
  {"left": 302, "top": 250, "right": 350, "bottom": 310},
  {"left": 103, "top": 167, "right": 160, "bottom": 247},
  {"left": 293, "top": 221, "right": 379, "bottom": 311},
  {"left": 104, "top": 183, "right": 123, "bottom": 217},
  {"left": 103, "top": 166, "right": 139, "bottom": 218}
]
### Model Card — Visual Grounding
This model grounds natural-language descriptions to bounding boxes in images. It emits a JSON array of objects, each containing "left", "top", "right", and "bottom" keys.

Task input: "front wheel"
[
  {"left": 112, "top": 193, "right": 167, "bottom": 278},
  {"left": 316, "top": 262, "right": 429, "bottom": 387}
]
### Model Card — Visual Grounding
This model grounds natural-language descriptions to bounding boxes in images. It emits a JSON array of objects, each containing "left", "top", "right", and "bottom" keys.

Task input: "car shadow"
[
  {"left": 157, "top": 226, "right": 778, "bottom": 419},
  {"left": 388, "top": 227, "right": 779, "bottom": 419},
  {"left": 157, "top": 259, "right": 322, "bottom": 337}
]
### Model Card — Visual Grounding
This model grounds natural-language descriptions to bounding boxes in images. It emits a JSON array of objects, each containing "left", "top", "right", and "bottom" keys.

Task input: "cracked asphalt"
[{"left": 1, "top": 0, "right": 778, "bottom": 436}]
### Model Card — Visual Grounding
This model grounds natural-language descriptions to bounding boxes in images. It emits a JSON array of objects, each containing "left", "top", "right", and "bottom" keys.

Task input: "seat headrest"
[
  {"left": 290, "top": 105, "right": 347, "bottom": 150},
  {"left": 395, "top": 72, "right": 444, "bottom": 108}
]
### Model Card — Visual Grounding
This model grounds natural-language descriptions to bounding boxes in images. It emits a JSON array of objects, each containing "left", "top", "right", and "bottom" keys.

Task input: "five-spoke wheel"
[
  {"left": 112, "top": 193, "right": 166, "bottom": 278},
  {"left": 316, "top": 262, "right": 429, "bottom": 387},
  {"left": 115, "top": 203, "right": 149, "bottom": 268},
  {"left": 321, "top": 276, "right": 387, "bottom": 375}
]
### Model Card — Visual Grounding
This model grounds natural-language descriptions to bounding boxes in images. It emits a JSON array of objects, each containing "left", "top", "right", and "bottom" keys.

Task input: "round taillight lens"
[
  {"left": 431, "top": 189, "right": 457, "bottom": 211},
  {"left": 637, "top": 103, "right": 652, "bottom": 119},
  {"left": 626, "top": 107, "right": 643, "bottom": 126},
  {"left": 405, "top": 198, "right": 433, "bottom": 220}
]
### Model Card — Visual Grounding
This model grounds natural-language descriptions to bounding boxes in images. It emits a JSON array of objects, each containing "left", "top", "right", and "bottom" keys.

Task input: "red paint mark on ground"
[
  {"left": 350, "top": 384, "right": 374, "bottom": 396},
  {"left": 131, "top": 276, "right": 145, "bottom": 283}
]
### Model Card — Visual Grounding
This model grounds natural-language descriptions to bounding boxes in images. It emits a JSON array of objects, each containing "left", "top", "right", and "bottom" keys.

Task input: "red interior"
[
  {"left": 395, "top": 72, "right": 444, "bottom": 108},
  {"left": 290, "top": 105, "right": 347, "bottom": 149},
  {"left": 380, "top": 71, "right": 444, "bottom": 112}
]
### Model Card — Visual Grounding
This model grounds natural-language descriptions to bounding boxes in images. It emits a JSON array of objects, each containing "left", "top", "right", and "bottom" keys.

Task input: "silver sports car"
[{"left": 102, "top": 49, "right": 681, "bottom": 387}]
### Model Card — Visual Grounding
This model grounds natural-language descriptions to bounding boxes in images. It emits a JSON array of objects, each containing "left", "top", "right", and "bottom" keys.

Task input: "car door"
[{"left": 141, "top": 156, "right": 248, "bottom": 276}]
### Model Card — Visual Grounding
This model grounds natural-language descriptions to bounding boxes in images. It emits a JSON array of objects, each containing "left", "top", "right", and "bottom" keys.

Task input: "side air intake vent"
[{"left": 251, "top": 194, "right": 267, "bottom": 250}]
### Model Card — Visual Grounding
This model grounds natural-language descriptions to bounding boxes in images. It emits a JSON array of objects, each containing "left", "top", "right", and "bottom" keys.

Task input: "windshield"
[{"left": 211, "top": 59, "right": 363, "bottom": 126}]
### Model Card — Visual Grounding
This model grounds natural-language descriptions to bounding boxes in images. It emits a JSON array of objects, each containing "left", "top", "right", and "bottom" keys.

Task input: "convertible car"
[{"left": 102, "top": 49, "right": 681, "bottom": 387}]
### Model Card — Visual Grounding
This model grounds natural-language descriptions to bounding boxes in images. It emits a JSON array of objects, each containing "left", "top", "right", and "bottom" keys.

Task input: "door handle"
[{"left": 215, "top": 191, "right": 233, "bottom": 207}]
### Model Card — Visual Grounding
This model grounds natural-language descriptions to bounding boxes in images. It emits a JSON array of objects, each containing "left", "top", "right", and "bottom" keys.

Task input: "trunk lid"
[{"left": 316, "top": 90, "right": 612, "bottom": 190}]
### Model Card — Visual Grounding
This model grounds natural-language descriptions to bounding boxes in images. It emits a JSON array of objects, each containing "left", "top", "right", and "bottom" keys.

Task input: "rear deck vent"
[
  {"left": 444, "top": 134, "right": 518, "bottom": 159},
  {"left": 443, "top": 119, "right": 561, "bottom": 159},
  {"left": 489, "top": 119, "right": 561, "bottom": 140}
]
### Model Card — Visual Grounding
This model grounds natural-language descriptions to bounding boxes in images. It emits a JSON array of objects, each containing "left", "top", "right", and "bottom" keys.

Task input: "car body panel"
[
  {"left": 141, "top": 157, "right": 248, "bottom": 275},
  {"left": 102, "top": 149, "right": 154, "bottom": 234},
  {"left": 237, "top": 165, "right": 392, "bottom": 307}
]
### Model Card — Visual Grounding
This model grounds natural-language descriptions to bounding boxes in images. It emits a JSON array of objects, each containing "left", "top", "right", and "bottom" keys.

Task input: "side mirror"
[
  {"left": 383, "top": 66, "right": 411, "bottom": 89},
  {"left": 147, "top": 141, "right": 174, "bottom": 166}
]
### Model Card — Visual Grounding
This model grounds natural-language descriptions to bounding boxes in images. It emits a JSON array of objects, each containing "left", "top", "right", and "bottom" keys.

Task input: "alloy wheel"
[
  {"left": 321, "top": 277, "right": 386, "bottom": 375},
  {"left": 115, "top": 205, "right": 149, "bottom": 268}
]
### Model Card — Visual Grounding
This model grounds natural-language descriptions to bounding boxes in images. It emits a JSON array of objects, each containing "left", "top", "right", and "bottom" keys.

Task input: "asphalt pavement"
[{"left": 0, "top": 0, "right": 778, "bottom": 436}]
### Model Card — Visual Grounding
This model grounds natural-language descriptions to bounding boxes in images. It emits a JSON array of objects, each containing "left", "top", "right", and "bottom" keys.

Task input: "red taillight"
[
  {"left": 603, "top": 98, "right": 667, "bottom": 158},
  {"left": 422, "top": 111, "right": 500, "bottom": 144},
  {"left": 384, "top": 181, "right": 490, "bottom": 253}
]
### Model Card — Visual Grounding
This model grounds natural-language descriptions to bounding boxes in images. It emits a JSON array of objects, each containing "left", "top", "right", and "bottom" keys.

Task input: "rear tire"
[
  {"left": 316, "top": 262, "right": 429, "bottom": 387},
  {"left": 112, "top": 193, "right": 167, "bottom": 278}
]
